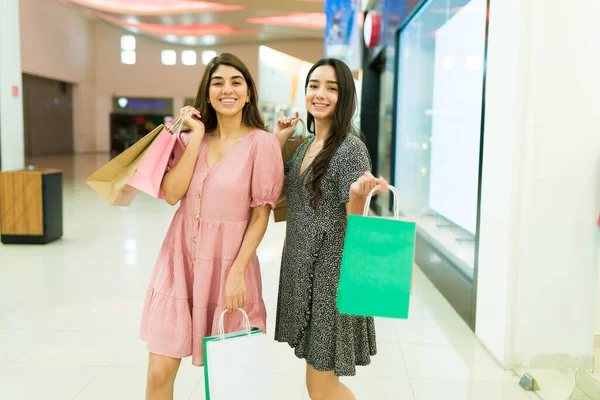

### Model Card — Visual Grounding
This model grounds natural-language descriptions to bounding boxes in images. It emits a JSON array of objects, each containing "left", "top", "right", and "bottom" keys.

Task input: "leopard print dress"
[{"left": 274, "top": 134, "right": 377, "bottom": 376}]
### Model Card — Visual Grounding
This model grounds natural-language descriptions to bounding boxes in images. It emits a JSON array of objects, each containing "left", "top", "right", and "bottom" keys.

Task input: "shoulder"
[
  {"left": 249, "top": 129, "right": 279, "bottom": 147},
  {"left": 334, "top": 134, "right": 368, "bottom": 160},
  {"left": 329, "top": 134, "right": 371, "bottom": 176},
  {"left": 249, "top": 129, "right": 274, "bottom": 141},
  {"left": 249, "top": 130, "right": 283, "bottom": 168}
]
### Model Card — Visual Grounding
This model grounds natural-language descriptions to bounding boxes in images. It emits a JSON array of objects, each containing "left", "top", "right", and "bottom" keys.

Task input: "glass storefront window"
[{"left": 393, "top": 0, "right": 487, "bottom": 277}]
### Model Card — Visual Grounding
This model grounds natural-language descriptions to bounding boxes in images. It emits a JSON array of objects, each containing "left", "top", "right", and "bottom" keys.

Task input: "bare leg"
[
  {"left": 305, "top": 363, "right": 357, "bottom": 400},
  {"left": 145, "top": 352, "right": 182, "bottom": 400}
]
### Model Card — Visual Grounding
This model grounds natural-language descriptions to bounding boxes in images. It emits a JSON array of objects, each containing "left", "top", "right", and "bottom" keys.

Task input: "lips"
[
  {"left": 312, "top": 102, "right": 330, "bottom": 110},
  {"left": 220, "top": 98, "right": 237, "bottom": 105}
]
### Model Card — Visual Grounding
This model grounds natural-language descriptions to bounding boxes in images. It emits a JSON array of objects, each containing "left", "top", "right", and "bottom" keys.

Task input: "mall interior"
[{"left": 0, "top": 0, "right": 599, "bottom": 399}]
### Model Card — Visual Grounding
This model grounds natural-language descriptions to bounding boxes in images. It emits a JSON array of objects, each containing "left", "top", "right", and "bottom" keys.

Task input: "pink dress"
[{"left": 140, "top": 129, "right": 284, "bottom": 366}]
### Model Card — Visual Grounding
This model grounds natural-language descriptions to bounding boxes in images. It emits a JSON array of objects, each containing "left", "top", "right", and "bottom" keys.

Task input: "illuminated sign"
[{"left": 112, "top": 97, "right": 173, "bottom": 115}]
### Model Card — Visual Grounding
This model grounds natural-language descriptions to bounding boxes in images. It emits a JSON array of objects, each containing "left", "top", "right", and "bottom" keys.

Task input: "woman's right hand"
[
  {"left": 179, "top": 106, "right": 205, "bottom": 139},
  {"left": 274, "top": 111, "right": 299, "bottom": 140},
  {"left": 350, "top": 172, "right": 389, "bottom": 197}
]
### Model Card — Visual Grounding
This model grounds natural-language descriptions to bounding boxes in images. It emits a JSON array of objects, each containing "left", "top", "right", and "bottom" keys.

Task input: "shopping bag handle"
[
  {"left": 165, "top": 109, "right": 192, "bottom": 136},
  {"left": 217, "top": 308, "right": 251, "bottom": 340},
  {"left": 363, "top": 184, "right": 401, "bottom": 218}
]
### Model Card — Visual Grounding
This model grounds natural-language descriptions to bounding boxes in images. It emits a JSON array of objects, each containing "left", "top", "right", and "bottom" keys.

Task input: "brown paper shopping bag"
[
  {"left": 85, "top": 124, "right": 166, "bottom": 206},
  {"left": 273, "top": 194, "right": 289, "bottom": 223},
  {"left": 274, "top": 119, "right": 307, "bottom": 223}
]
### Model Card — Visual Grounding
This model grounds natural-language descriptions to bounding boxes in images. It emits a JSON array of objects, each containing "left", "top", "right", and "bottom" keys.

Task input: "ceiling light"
[
  {"left": 121, "top": 50, "right": 136, "bottom": 65},
  {"left": 202, "top": 50, "right": 217, "bottom": 65},
  {"left": 182, "top": 50, "right": 197, "bottom": 66},
  {"left": 161, "top": 50, "right": 177, "bottom": 65},
  {"left": 121, "top": 35, "right": 135, "bottom": 51}
]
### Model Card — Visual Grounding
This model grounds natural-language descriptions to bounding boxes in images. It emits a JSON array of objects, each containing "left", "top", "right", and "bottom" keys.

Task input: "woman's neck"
[
  {"left": 313, "top": 118, "right": 332, "bottom": 143},
  {"left": 214, "top": 112, "right": 248, "bottom": 140}
]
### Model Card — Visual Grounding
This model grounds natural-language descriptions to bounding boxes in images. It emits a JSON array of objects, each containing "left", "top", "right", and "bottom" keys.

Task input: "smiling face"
[
  {"left": 208, "top": 65, "right": 250, "bottom": 118},
  {"left": 193, "top": 53, "right": 265, "bottom": 133},
  {"left": 305, "top": 65, "right": 339, "bottom": 122}
]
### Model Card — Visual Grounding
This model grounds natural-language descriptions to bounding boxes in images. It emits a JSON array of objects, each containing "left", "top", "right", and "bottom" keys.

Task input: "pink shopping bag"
[{"left": 127, "top": 112, "right": 188, "bottom": 198}]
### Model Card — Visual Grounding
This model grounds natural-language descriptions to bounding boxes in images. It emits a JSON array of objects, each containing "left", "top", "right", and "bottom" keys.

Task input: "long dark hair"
[
  {"left": 306, "top": 58, "right": 360, "bottom": 209},
  {"left": 193, "top": 53, "right": 265, "bottom": 132}
]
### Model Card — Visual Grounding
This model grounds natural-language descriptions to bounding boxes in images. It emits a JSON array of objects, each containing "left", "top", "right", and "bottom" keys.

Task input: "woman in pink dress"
[{"left": 140, "top": 53, "right": 284, "bottom": 400}]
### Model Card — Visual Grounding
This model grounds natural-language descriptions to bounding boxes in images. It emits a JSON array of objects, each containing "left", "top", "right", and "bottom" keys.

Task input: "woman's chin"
[
  {"left": 310, "top": 111, "right": 333, "bottom": 121},
  {"left": 215, "top": 107, "right": 244, "bottom": 117}
]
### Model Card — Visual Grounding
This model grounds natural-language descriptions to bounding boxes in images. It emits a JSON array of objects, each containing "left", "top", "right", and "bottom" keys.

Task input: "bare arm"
[
  {"left": 161, "top": 107, "right": 205, "bottom": 205},
  {"left": 233, "top": 205, "right": 271, "bottom": 272},
  {"left": 346, "top": 192, "right": 368, "bottom": 216},
  {"left": 224, "top": 205, "right": 271, "bottom": 312},
  {"left": 162, "top": 134, "right": 203, "bottom": 205}
]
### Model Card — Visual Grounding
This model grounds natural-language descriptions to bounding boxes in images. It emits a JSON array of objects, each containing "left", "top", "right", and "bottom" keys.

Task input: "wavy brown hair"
[
  {"left": 193, "top": 53, "right": 265, "bottom": 132},
  {"left": 306, "top": 58, "right": 361, "bottom": 209}
]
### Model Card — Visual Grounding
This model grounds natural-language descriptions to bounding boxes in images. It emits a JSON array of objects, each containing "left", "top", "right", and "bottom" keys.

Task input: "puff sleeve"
[{"left": 251, "top": 133, "right": 285, "bottom": 209}]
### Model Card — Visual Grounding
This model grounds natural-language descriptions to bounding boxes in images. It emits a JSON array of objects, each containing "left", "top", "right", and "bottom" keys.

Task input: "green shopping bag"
[{"left": 337, "top": 185, "right": 415, "bottom": 319}]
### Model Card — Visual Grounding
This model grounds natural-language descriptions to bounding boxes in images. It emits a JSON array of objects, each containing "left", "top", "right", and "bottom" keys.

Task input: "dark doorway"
[{"left": 22, "top": 74, "right": 74, "bottom": 157}]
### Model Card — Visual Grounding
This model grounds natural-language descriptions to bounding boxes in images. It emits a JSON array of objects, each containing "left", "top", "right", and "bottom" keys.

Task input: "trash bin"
[{"left": 0, "top": 169, "right": 63, "bottom": 244}]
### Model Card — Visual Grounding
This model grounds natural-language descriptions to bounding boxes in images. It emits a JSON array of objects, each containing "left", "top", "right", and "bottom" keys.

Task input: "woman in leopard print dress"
[{"left": 273, "top": 58, "right": 389, "bottom": 400}]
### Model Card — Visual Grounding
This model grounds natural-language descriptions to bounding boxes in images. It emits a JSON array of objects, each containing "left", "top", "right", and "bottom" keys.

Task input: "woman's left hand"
[
  {"left": 274, "top": 111, "right": 300, "bottom": 140},
  {"left": 350, "top": 172, "right": 389, "bottom": 197},
  {"left": 224, "top": 267, "right": 247, "bottom": 313}
]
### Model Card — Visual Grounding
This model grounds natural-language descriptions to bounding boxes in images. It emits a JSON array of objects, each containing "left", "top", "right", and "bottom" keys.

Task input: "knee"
[{"left": 147, "top": 365, "right": 175, "bottom": 388}]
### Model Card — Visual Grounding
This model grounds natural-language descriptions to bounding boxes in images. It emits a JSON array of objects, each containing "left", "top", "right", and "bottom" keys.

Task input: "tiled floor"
[
  {"left": 0, "top": 155, "right": 540, "bottom": 399},
  {"left": 516, "top": 347, "right": 600, "bottom": 400}
]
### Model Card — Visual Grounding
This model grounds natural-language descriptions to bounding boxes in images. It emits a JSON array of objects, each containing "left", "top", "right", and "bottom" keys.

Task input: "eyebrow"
[
  {"left": 309, "top": 79, "right": 338, "bottom": 85},
  {"left": 211, "top": 75, "right": 245, "bottom": 81}
]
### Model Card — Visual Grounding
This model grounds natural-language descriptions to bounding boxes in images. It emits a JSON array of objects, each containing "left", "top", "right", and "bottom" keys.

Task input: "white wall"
[
  {"left": 473, "top": 0, "right": 524, "bottom": 369},
  {"left": 0, "top": 0, "right": 25, "bottom": 171},
  {"left": 20, "top": 0, "right": 96, "bottom": 153},
  {"left": 476, "top": 0, "right": 600, "bottom": 371},
  {"left": 20, "top": 0, "right": 95, "bottom": 84},
  {"left": 258, "top": 47, "right": 311, "bottom": 107},
  {"left": 597, "top": 243, "right": 600, "bottom": 334},
  {"left": 259, "top": 62, "right": 294, "bottom": 106}
]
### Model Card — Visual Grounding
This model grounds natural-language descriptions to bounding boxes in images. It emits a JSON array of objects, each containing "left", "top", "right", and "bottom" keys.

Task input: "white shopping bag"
[{"left": 202, "top": 309, "right": 275, "bottom": 400}]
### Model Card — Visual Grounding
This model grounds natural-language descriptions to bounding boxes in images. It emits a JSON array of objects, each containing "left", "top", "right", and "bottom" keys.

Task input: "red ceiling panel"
[
  {"left": 91, "top": 10, "right": 255, "bottom": 36},
  {"left": 64, "top": 0, "right": 244, "bottom": 16},
  {"left": 247, "top": 13, "right": 326, "bottom": 30}
]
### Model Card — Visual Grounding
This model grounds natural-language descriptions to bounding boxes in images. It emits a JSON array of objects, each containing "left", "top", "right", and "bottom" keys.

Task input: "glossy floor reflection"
[{"left": 0, "top": 155, "right": 539, "bottom": 399}]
